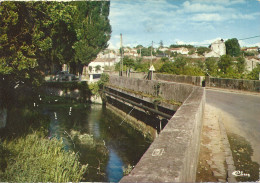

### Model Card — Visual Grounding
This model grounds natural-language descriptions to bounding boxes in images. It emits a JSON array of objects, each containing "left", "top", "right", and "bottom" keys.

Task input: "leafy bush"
[
  {"left": 97, "top": 73, "right": 109, "bottom": 89},
  {"left": 247, "top": 65, "right": 260, "bottom": 80},
  {"left": 0, "top": 132, "right": 87, "bottom": 182}
]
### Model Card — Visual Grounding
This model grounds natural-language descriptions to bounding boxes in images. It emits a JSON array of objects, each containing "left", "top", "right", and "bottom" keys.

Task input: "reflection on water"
[
  {"left": 106, "top": 148, "right": 124, "bottom": 182},
  {"left": 42, "top": 104, "right": 151, "bottom": 182}
]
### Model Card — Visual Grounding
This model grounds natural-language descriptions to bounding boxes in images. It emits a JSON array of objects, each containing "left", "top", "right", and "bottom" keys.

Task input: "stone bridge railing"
[
  {"left": 108, "top": 76, "right": 205, "bottom": 182},
  {"left": 205, "top": 76, "right": 260, "bottom": 92}
]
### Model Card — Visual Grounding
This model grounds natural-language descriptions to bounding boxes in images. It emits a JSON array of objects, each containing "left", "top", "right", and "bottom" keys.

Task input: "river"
[{"left": 41, "top": 104, "right": 151, "bottom": 182}]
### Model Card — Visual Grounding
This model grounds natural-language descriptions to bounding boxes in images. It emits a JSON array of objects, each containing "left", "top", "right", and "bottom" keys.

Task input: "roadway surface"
[{"left": 206, "top": 88, "right": 260, "bottom": 164}]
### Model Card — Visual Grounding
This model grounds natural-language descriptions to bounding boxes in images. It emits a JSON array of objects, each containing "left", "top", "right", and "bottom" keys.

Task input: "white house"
[
  {"left": 205, "top": 39, "right": 226, "bottom": 57},
  {"left": 97, "top": 50, "right": 117, "bottom": 58},
  {"left": 124, "top": 51, "right": 139, "bottom": 57},
  {"left": 242, "top": 47, "right": 259, "bottom": 52},
  {"left": 88, "top": 58, "right": 117, "bottom": 73},
  {"left": 159, "top": 47, "right": 169, "bottom": 52},
  {"left": 169, "top": 47, "right": 189, "bottom": 55},
  {"left": 245, "top": 58, "right": 260, "bottom": 71}
]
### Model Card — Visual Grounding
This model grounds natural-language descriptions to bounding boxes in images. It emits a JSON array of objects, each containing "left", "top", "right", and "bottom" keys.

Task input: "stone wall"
[
  {"left": 205, "top": 77, "right": 260, "bottom": 92},
  {"left": 154, "top": 73, "right": 204, "bottom": 86},
  {"left": 109, "top": 76, "right": 195, "bottom": 103},
  {"left": 121, "top": 87, "right": 205, "bottom": 182},
  {"left": 106, "top": 72, "right": 204, "bottom": 86},
  {"left": 108, "top": 76, "right": 205, "bottom": 182}
]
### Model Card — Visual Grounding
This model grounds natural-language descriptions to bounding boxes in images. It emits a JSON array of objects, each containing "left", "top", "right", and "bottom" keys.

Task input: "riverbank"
[{"left": 106, "top": 103, "right": 156, "bottom": 141}]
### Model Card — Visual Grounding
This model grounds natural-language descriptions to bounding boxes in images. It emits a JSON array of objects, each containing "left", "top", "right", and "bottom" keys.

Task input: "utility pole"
[
  {"left": 120, "top": 33, "right": 123, "bottom": 76},
  {"left": 150, "top": 41, "right": 153, "bottom": 66}
]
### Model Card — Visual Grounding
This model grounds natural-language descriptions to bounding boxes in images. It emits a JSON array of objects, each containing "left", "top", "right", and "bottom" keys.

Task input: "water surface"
[{"left": 42, "top": 104, "right": 151, "bottom": 182}]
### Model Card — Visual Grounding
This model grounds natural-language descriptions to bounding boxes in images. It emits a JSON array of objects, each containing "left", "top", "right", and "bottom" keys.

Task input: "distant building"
[
  {"left": 124, "top": 51, "right": 139, "bottom": 57},
  {"left": 205, "top": 39, "right": 226, "bottom": 57},
  {"left": 245, "top": 58, "right": 260, "bottom": 72},
  {"left": 97, "top": 50, "right": 117, "bottom": 58},
  {"left": 241, "top": 47, "right": 259, "bottom": 52},
  {"left": 88, "top": 58, "right": 117, "bottom": 73},
  {"left": 169, "top": 47, "right": 189, "bottom": 55},
  {"left": 158, "top": 47, "right": 169, "bottom": 52}
]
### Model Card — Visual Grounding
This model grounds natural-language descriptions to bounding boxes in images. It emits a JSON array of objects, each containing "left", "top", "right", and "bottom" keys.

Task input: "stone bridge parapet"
[{"left": 108, "top": 76, "right": 205, "bottom": 182}]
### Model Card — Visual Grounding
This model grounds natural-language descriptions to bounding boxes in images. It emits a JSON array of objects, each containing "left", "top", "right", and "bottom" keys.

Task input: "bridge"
[
  {"left": 2, "top": 72, "right": 258, "bottom": 182},
  {"left": 102, "top": 72, "right": 260, "bottom": 182}
]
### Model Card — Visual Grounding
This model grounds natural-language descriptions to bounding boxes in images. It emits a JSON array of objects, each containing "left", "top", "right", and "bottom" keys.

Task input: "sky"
[{"left": 108, "top": 0, "right": 260, "bottom": 49}]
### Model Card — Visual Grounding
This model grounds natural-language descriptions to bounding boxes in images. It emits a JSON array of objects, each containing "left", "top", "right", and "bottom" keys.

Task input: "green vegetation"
[
  {"left": 197, "top": 47, "right": 211, "bottom": 56},
  {"left": 159, "top": 57, "right": 204, "bottom": 76},
  {"left": 123, "top": 164, "right": 134, "bottom": 176},
  {"left": 205, "top": 57, "right": 218, "bottom": 76},
  {"left": 69, "top": 130, "right": 109, "bottom": 180},
  {"left": 0, "top": 1, "right": 111, "bottom": 109},
  {"left": 136, "top": 46, "right": 156, "bottom": 56},
  {"left": 115, "top": 56, "right": 150, "bottom": 72},
  {"left": 155, "top": 54, "right": 258, "bottom": 80},
  {"left": 95, "top": 65, "right": 101, "bottom": 72},
  {"left": 169, "top": 44, "right": 194, "bottom": 49},
  {"left": 247, "top": 64, "right": 260, "bottom": 80},
  {"left": 225, "top": 38, "right": 241, "bottom": 57},
  {"left": 0, "top": 132, "right": 87, "bottom": 182},
  {"left": 228, "top": 132, "right": 259, "bottom": 182}
]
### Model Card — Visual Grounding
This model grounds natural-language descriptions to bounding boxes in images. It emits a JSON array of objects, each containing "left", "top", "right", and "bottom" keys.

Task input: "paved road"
[{"left": 206, "top": 88, "right": 260, "bottom": 164}]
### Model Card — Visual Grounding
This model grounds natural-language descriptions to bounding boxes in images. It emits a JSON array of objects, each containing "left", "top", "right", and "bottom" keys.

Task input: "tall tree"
[
  {"left": 0, "top": 1, "right": 76, "bottom": 107},
  {"left": 225, "top": 38, "right": 241, "bottom": 57},
  {"left": 72, "top": 1, "right": 111, "bottom": 74},
  {"left": 0, "top": 1, "right": 111, "bottom": 108}
]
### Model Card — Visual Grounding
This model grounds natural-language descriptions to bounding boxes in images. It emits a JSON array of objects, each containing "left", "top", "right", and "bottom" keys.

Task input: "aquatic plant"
[
  {"left": 69, "top": 129, "right": 109, "bottom": 181},
  {"left": 0, "top": 131, "right": 87, "bottom": 182},
  {"left": 123, "top": 164, "right": 134, "bottom": 176}
]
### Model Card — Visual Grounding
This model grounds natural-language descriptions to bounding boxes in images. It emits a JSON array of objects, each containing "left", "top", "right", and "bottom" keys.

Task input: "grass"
[
  {"left": 227, "top": 132, "right": 259, "bottom": 182},
  {"left": 0, "top": 131, "right": 87, "bottom": 182}
]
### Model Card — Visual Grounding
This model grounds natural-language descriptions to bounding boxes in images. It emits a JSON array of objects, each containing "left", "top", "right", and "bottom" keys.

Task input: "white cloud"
[
  {"left": 239, "top": 40, "right": 260, "bottom": 47},
  {"left": 181, "top": 1, "right": 231, "bottom": 13},
  {"left": 172, "top": 37, "right": 225, "bottom": 47},
  {"left": 190, "top": 0, "right": 246, "bottom": 5},
  {"left": 191, "top": 13, "right": 224, "bottom": 21},
  {"left": 108, "top": 0, "right": 260, "bottom": 48}
]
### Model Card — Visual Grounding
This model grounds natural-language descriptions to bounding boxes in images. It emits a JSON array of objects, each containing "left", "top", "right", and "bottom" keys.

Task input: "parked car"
[{"left": 54, "top": 71, "right": 77, "bottom": 81}]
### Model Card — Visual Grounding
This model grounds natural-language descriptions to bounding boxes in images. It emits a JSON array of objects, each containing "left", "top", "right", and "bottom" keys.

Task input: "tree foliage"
[
  {"left": 159, "top": 57, "right": 204, "bottom": 76},
  {"left": 205, "top": 57, "right": 218, "bottom": 76},
  {"left": 218, "top": 55, "right": 233, "bottom": 74},
  {"left": 137, "top": 46, "right": 156, "bottom": 56},
  {"left": 197, "top": 47, "right": 211, "bottom": 56},
  {"left": 0, "top": 1, "right": 111, "bottom": 108},
  {"left": 247, "top": 64, "right": 260, "bottom": 80},
  {"left": 169, "top": 44, "right": 194, "bottom": 49},
  {"left": 225, "top": 38, "right": 241, "bottom": 57},
  {"left": 236, "top": 57, "right": 246, "bottom": 73},
  {"left": 72, "top": 1, "right": 111, "bottom": 67}
]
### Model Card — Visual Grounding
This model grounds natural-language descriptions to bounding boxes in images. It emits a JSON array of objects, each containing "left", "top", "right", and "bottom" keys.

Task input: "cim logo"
[{"left": 232, "top": 170, "right": 250, "bottom": 177}]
